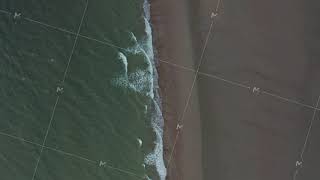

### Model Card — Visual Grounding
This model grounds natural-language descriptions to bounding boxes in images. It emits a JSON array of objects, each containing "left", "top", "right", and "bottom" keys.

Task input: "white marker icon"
[
  {"left": 13, "top": 12, "right": 21, "bottom": 20},
  {"left": 295, "top": 161, "right": 302, "bottom": 167},
  {"left": 211, "top": 12, "right": 218, "bottom": 18},
  {"left": 252, "top": 87, "right": 260, "bottom": 94},
  {"left": 56, "top": 86, "right": 64, "bottom": 94},
  {"left": 176, "top": 124, "right": 183, "bottom": 130},
  {"left": 99, "top": 161, "right": 107, "bottom": 167}
]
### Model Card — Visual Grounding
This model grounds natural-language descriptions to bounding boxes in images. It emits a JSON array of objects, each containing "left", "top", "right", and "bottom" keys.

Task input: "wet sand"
[{"left": 150, "top": 0, "right": 203, "bottom": 179}]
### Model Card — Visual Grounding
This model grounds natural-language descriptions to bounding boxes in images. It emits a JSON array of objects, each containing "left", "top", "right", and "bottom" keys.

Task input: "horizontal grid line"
[
  {"left": 43, "top": 146, "right": 96, "bottom": 164},
  {"left": 78, "top": 34, "right": 127, "bottom": 51},
  {"left": 0, "top": 9, "right": 127, "bottom": 51},
  {"left": 0, "top": 131, "right": 42, "bottom": 147},
  {"left": 0, "top": 130, "right": 144, "bottom": 179},
  {"left": 261, "top": 90, "right": 318, "bottom": 110},
  {"left": 158, "top": 59, "right": 196, "bottom": 72},
  {"left": 24, "top": 17, "right": 77, "bottom": 35},
  {"left": 0, "top": 7, "right": 145, "bottom": 180},
  {"left": 1, "top": 4, "right": 319, "bottom": 180},
  {"left": 0, "top": 9, "right": 11, "bottom": 15},
  {"left": 0, "top": 130, "right": 94, "bottom": 164},
  {"left": 166, "top": 0, "right": 222, "bottom": 169},
  {"left": 0, "top": 132, "right": 97, "bottom": 163},
  {"left": 159, "top": 59, "right": 251, "bottom": 90},
  {"left": 198, "top": 71, "right": 251, "bottom": 89},
  {"left": 1, "top": 3, "right": 316, "bottom": 115},
  {"left": 159, "top": 59, "right": 318, "bottom": 111},
  {"left": 160, "top": 1, "right": 320, "bottom": 176},
  {"left": 106, "top": 165, "right": 145, "bottom": 179}
]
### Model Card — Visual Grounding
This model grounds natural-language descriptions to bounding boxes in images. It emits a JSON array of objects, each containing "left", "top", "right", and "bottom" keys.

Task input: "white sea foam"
[
  {"left": 111, "top": 65, "right": 154, "bottom": 98},
  {"left": 143, "top": 0, "right": 151, "bottom": 20},
  {"left": 118, "top": 52, "right": 128, "bottom": 74},
  {"left": 112, "top": 43, "right": 154, "bottom": 98},
  {"left": 111, "top": 0, "right": 167, "bottom": 179},
  {"left": 137, "top": 138, "right": 143, "bottom": 147},
  {"left": 145, "top": 100, "right": 166, "bottom": 180},
  {"left": 143, "top": 1, "right": 167, "bottom": 180}
]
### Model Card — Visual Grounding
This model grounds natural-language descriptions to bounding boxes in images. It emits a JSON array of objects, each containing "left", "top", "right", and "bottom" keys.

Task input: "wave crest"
[{"left": 111, "top": 0, "right": 167, "bottom": 179}]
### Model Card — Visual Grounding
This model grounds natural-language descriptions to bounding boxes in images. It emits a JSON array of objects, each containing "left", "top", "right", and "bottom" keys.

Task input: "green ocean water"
[{"left": 0, "top": 0, "right": 165, "bottom": 179}]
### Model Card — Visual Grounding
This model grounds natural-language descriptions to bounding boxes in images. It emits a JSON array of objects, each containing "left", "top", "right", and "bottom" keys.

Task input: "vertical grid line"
[
  {"left": 166, "top": 0, "right": 222, "bottom": 169},
  {"left": 30, "top": 1, "right": 89, "bottom": 179}
]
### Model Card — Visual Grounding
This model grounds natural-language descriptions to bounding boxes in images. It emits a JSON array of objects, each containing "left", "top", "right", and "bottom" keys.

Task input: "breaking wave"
[{"left": 111, "top": 0, "right": 166, "bottom": 179}]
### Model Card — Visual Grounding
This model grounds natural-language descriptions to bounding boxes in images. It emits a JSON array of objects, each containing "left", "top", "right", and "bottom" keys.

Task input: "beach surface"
[
  {"left": 152, "top": 0, "right": 320, "bottom": 180},
  {"left": 150, "top": 0, "right": 204, "bottom": 179},
  {"left": 199, "top": 0, "right": 320, "bottom": 179}
]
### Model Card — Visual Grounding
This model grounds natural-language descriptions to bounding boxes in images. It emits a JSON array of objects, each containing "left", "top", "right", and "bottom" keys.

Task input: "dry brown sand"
[
  {"left": 150, "top": 0, "right": 221, "bottom": 179},
  {"left": 152, "top": 0, "right": 320, "bottom": 179},
  {"left": 198, "top": 0, "right": 320, "bottom": 180}
]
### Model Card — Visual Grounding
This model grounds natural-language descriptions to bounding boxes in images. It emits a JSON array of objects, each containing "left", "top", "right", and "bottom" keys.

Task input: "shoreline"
[
  {"left": 150, "top": 0, "right": 203, "bottom": 179},
  {"left": 149, "top": 1, "right": 181, "bottom": 177}
]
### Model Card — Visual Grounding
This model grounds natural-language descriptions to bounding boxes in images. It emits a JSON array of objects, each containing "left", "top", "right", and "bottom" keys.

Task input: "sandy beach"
[
  {"left": 198, "top": 1, "right": 320, "bottom": 179},
  {"left": 152, "top": 0, "right": 320, "bottom": 179},
  {"left": 150, "top": 0, "right": 204, "bottom": 179},
  {"left": 150, "top": 0, "right": 220, "bottom": 179}
]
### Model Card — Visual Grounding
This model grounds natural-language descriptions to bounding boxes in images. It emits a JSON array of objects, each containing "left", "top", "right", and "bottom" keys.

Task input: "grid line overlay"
[
  {"left": 0, "top": 5, "right": 144, "bottom": 180},
  {"left": 166, "top": 0, "right": 222, "bottom": 167},
  {"left": 0, "top": 130, "right": 143, "bottom": 179},
  {"left": 293, "top": 96, "right": 320, "bottom": 180},
  {"left": 31, "top": 1, "right": 89, "bottom": 179},
  {"left": 0, "top": 6, "right": 318, "bottom": 111},
  {"left": 0, "top": 1, "right": 318, "bottom": 180},
  {"left": 158, "top": 0, "right": 320, "bottom": 179},
  {"left": 0, "top": 3, "right": 145, "bottom": 180},
  {"left": 300, "top": 97, "right": 320, "bottom": 162},
  {"left": 160, "top": 58, "right": 319, "bottom": 110},
  {"left": 0, "top": 9, "right": 128, "bottom": 51}
]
